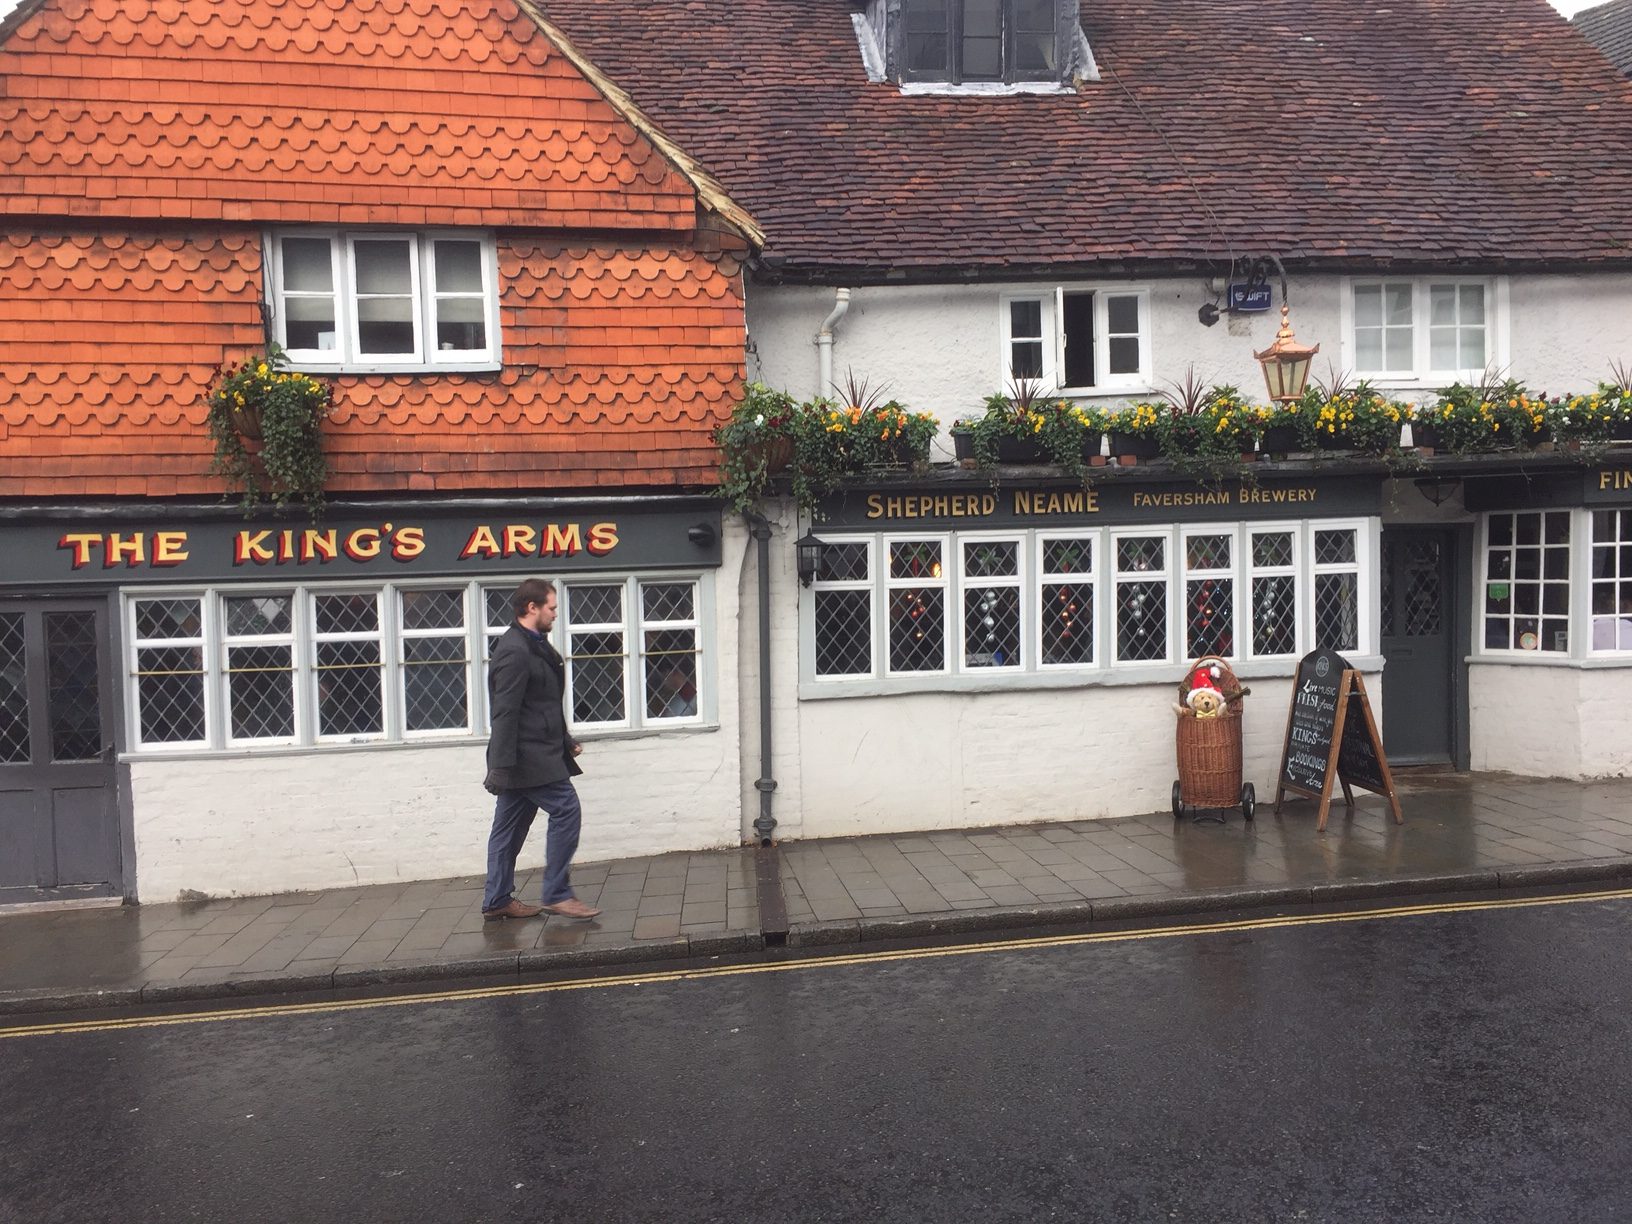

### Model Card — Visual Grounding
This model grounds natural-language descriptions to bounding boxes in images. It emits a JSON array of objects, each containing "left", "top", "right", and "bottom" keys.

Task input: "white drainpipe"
[{"left": 815, "top": 287, "right": 852, "bottom": 398}]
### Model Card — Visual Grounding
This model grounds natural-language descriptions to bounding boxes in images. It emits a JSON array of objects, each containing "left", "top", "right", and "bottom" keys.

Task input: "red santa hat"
[{"left": 1185, "top": 662, "right": 1225, "bottom": 709}]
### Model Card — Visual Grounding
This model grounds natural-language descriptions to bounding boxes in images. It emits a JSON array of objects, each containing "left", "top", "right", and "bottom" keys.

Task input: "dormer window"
[{"left": 903, "top": 0, "right": 1056, "bottom": 84}]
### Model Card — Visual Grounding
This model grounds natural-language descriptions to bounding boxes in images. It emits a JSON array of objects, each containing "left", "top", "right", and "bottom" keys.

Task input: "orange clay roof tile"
[
  {"left": 0, "top": 228, "right": 743, "bottom": 496},
  {"left": 0, "top": 0, "right": 701, "bottom": 231}
]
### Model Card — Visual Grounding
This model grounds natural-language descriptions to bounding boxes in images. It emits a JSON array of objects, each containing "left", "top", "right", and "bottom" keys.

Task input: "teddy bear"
[{"left": 1174, "top": 661, "right": 1247, "bottom": 720}]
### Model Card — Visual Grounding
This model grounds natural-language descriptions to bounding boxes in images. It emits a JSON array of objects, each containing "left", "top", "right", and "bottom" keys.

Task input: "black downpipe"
[{"left": 744, "top": 512, "right": 777, "bottom": 844}]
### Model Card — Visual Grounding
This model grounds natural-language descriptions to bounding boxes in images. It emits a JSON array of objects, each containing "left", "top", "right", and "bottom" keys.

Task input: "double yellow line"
[{"left": 5, "top": 886, "right": 1629, "bottom": 1041}]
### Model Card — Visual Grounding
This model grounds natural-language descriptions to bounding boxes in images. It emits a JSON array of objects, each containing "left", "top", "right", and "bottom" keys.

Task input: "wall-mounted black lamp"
[
  {"left": 686, "top": 522, "right": 716, "bottom": 547},
  {"left": 795, "top": 531, "right": 827, "bottom": 587},
  {"left": 1413, "top": 476, "right": 1463, "bottom": 508}
]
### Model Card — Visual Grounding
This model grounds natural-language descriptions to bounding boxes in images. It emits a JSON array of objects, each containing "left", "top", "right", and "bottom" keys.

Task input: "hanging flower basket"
[{"left": 205, "top": 345, "right": 331, "bottom": 516}]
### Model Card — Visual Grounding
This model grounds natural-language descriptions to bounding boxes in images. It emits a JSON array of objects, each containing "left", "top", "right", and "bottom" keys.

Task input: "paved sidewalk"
[{"left": 4, "top": 773, "right": 1632, "bottom": 1014}]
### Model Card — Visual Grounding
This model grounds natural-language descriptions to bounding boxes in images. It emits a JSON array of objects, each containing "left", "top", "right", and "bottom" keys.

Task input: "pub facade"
[{"left": 0, "top": 0, "right": 758, "bottom": 904}]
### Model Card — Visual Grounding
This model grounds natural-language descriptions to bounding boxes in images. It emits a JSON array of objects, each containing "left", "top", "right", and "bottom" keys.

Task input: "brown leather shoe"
[
  {"left": 483, "top": 899, "right": 544, "bottom": 922},
  {"left": 541, "top": 898, "right": 602, "bottom": 920}
]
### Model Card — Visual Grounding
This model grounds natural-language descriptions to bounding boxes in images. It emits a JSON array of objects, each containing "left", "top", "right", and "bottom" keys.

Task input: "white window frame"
[
  {"left": 956, "top": 534, "right": 1026, "bottom": 672},
  {"left": 219, "top": 590, "right": 301, "bottom": 748},
  {"left": 267, "top": 230, "right": 501, "bottom": 373},
  {"left": 997, "top": 286, "right": 1153, "bottom": 395},
  {"left": 1588, "top": 508, "right": 1632, "bottom": 658},
  {"left": 804, "top": 518, "right": 1377, "bottom": 689},
  {"left": 309, "top": 589, "right": 388, "bottom": 744},
  {"left": 1342, "top": 276, "right": 1507, "bottom": 387},
  {"left": 122, "top": 575, "right": 714, "bottom": 756},
  {"left": 1179, "top": 525, "right": 1241, "bottom": 661},
  {"left": 637, "top": 578, "right": 705, "bottom": 725},
  {"left": 397, "top": 585, "right": 474, "bottom": 739},
  {"left": 810, "top": 538, "right": 878, "bottom": 680},
  {"left": 128, "top": 596, "right": 212, "bottom": 752},
  {"left": 1244, "top": 525, "right": 1302, "bottom": 661},
  {"left": 1308, "top": 520, "right": 1370, "bottom": 657},
  {"left": 1476, "top": 510, "right": 1573, "bottom": 658},
  {"left": 1110, "top": 527, "right": 1174, "bottom": 667},
  {"left": 561, "top": 579, "right": 633, "bottom": 732},
  {"left": 1035, "top": 530, "right": 1098, "bottom": 670},
  {"left": 883, "top": 534, "right": 952, "bottom": 678}
]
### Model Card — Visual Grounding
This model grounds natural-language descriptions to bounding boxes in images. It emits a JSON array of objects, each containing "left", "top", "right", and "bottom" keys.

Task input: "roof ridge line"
[{"left": 512, "top": 0, "right": 765, "bottom": 249}]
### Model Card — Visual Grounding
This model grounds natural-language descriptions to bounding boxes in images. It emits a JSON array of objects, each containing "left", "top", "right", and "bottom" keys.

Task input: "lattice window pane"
[
  {"left": 890, "top": 540, "right": 943, "bottom": 580},
  {"left": 1186, "top": 534, "right": 1231, "bottom": 571},
  {"left": 1041, "top": 583, "right": 1093, "bottom": 665},
  {"left": 1380, "top": 538, "right": 1396, "bottom": 637},
  {"left": 135, "top": 598, "right": 202, "bottom": 641},
  {"left": 963, "top": 540, "right": 1018, "bottom": 579},
  {"left": 641, "top": 582, "right": 695, "bottom": 623},
  {"left": 1252, "top": 533, "right": 1294, "bottom": 568},
  {"left": 1315, "top": 529, "right": 1356, "bottom": 566},
  {"left": 815, "top": 590, "right": 872, "bottom": 676},
  {"left": 228, "top": 644, "right": 295, "bottom": 741},
  {"left": 569, "top": 584, "right": 623, "bottom": 626},
  {"left": 889, "top": 588, "right": 945, "bottom": 672},
  {"left": 0, "top": 614, "right": 31, "bottom": 764},
  {"left": 404, "top": 636, "right": 468, "bottom": 732},
  {"left": 1042, "top": 537, "right": 1093, "bottom": 575},
  {"left": 1118, "top": 536, "right": 1165, "bottom": 573},
  {"left": 1117, "top": 580, "right": 1167, "bottom": 661},
  {"left": 818, "top": 542, "right": 869, "bottom": 582},
  {"left": 484, "top": 588, "right": 512, "bottom": 630},
  {"left": 1186, "top": 578, "right": 1234, "bottom": 658},
  {"left": 316, "top": 640, "right": 382, "bottom": 736},
  {"left": 1252, "top": 575, "right": 1297, "bottom": 656},
  {"left": 644, "top": 628, "right": 699, "bottom": 719},
  {"left": 1314, "top": 573, "right": 1359, "bottom": 652},
  {"left": 401, "top": 588, "right": 463, "bottom": 632},
  {"left": 1402, "top": 541, "right": 1444, "bottom": 635},
  {"left": 46, "top": 611, "right": 102, "bottom": 762},
  {"left": 568, "top": 630, "right": 625, "bottom": 723},
  {"left": 964, "top": 585, "right": 1020, "bottom": 668},
  {"left": 137, "top": 646, "right": 206, "bottom": 744},
  {"left": 225, "top": 595, "right": 292, "bottom": 637},
  {"left": 314, "top": 594, "right": 378, "bottom": 635}
]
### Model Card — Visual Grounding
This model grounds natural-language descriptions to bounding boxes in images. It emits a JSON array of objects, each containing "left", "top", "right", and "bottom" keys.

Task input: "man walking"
[{"left": 481, "top": 578, "right": 601, "bottom": 922}]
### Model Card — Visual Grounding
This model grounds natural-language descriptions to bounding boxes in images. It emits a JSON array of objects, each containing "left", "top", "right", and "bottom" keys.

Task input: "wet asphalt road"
[{"left": 4, "top": 893, "right": 1632, "bottom": 1224}]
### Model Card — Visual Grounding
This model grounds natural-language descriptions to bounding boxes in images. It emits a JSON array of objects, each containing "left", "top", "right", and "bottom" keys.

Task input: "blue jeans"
[{"left": 483, "top": 780, "right": 582, "bottom": 911}]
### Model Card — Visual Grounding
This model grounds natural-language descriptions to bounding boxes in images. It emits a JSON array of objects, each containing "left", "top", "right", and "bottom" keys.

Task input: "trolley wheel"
[
  {"left": 1241, "top": 783, "right": 1256, "bottom": 822},
  {"left": 1172, "top": 780, "right": 1184, "bottom": 819}
]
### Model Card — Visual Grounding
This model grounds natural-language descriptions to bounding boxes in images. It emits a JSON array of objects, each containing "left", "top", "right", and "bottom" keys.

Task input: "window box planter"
[
  {"left": 1259, "top": 425, "right": 1300, "bottom": 455},
  {"left": 1107, "top": 431, "right": 1160, "bottom": 465},
  {"left": 994, "top": 435, "right": 1049, "bottom": 464},
  {"left": 952, "top": 429, "right": 975, "bottom": 462}
]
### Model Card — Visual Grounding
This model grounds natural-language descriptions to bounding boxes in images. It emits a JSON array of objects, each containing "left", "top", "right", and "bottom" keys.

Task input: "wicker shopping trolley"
[{"left": 1171, "top": 655, "right": 1255, "bottom": 822}]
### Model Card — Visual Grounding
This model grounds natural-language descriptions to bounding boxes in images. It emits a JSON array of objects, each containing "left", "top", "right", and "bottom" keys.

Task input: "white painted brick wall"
[{"left": 1469, "top": 664, "right": 1584, "bottom": 778}]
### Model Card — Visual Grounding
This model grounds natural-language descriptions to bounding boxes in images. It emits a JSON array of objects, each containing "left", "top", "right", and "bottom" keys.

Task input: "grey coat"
[{"left": 484, "top": 624, "right": 582, "bottom": 791}]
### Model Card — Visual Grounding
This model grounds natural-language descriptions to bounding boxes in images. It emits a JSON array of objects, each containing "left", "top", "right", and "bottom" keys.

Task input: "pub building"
[
  {"left": 758, "top": 454, "right": 1632, "bottom": 844},
  {"left": 0, "top": 0, "right": 757, "bottom": 905}
]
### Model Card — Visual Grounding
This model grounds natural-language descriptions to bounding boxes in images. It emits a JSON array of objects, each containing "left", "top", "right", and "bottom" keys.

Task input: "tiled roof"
[
  {"left": 0, "top": 230, "right": 745, "bottom": 497},
  {"left": 0, "top": 0, "right": 719, "bottom": 233},
  {"left": 546, "top": 0, "right": 1632, "bottom": 278},
  {"left": 1575, "top": 0, "right": 1632, "bottom": 77}
]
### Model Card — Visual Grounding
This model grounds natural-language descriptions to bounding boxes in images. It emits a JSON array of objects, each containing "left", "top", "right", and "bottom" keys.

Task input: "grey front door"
[
  {"left": 0, "top": 601, "right": 122, "bottom": 904},
  {"left": 1380, "top": 529, "right": 1456, "bottom": 765}
]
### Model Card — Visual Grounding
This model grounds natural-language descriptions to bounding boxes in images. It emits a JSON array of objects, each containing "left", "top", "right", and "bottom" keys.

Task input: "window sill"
[
  {"left": 121, "top": 722, "right": 719, "bottom": 764},
  {"left": 287, "top": 362, "right": 504, "bottom": 377},
  {"left": 799, "top": 656, "right": 1383, "bottom": 701},
  {"left": 1468, "top": 655, "right": 1632, "bottom": 670},
  {"left": 899, "top": 81, "right": 1075, "bottom": 96}
]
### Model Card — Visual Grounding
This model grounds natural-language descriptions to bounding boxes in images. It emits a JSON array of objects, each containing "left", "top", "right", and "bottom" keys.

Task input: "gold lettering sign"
[{"left": 1599, "top": 469, "right": 1632, "bottom": 492}]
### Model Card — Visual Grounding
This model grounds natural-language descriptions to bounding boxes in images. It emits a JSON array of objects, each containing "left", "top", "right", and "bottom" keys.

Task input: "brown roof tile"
[{"left": 547, "top": 0, "right": 1632, "bottom": 277}]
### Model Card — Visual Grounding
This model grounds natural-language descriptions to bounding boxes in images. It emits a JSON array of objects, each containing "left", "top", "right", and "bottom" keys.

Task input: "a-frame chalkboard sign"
[{"left": 1273, "top": 649, "right": 1403, "bottom": 831}]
